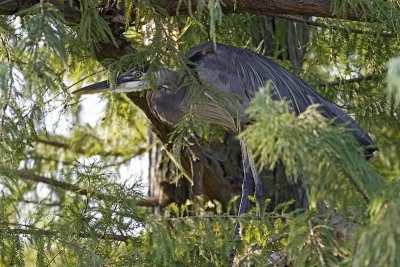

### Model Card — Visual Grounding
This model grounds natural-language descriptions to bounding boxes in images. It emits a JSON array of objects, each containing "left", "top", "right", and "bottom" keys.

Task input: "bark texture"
[{"left": 0, "top": 0, "right": 372, "bottom": 20}]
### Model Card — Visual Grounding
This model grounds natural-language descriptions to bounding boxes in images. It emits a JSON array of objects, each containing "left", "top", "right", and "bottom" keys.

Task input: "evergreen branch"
[
  {"left": 233, "top": 233, "right": 289, "bottom": 267},
  {"left": 160, "top": 214, "right": 291, "bottom": 221},
  {"left": 17, "top": 170, "right": 159, "bottom": 207},
  {"left": 44, "top": 68, "right": 107, "bottom": 105},
  {"left": 36, "top": 138, "right": 149, "bottom": 158},
  {"left": 2, "top": 197, "right": 63, "bottom": 207},
  {"left": 0, "top": 221, "right": 131, "bottom": 242},
  {"left": 308, "top": 220, "right": 326, "bottom": 266},
  {"left": 37, "top": 138, "right": 86, "bottom": 154},
  {"left": 275, "top": 15, "right": 396, "bottom": 38},
  {"left": 315, "top": 74, "right": 383, "bottom": 87},
  {"left": 27, "top": 154, "right": 138, "bottom": 168},
  {"left": 0, "top": 36, "right": 13, "bottom": 140}
]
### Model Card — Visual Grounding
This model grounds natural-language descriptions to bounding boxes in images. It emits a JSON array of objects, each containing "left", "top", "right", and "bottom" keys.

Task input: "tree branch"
[
  {"left": 315, "top": 74, "right": 383, "bottom": 87},
  {"left": 233, "top": 233, "right": 289, "bottom": 267},
  {"left": 2, "top": 197, "right": 63, "bottom": 207},
  {"left": 37, "top": 138, "right": 86, "bottom": 154},
  {"left": 17, "top": 170, "right": 159, "bottom": 207},
  {"left": 161, "top": 0, "right": 372, "bottom": 21},
  {"left": 0, "top": 0, "right": 376, "bottom": 22},
  {"left": 0, "top": 221, "right": 131, "bottom": 242},
  {"left": 37, "top": 137, "right": 149, "bottom": 158},
  {"left": 275, "top": 15, "right": 396, "bottom": 38}
]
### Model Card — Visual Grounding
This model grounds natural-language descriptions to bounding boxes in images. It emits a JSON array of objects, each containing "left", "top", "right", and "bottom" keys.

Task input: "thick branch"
[
  {"left": 161, "top": 0, "right": 371, "bottom": 21},
  {"left": 0, "top": 0, "right": 373, "bottom": 22}
]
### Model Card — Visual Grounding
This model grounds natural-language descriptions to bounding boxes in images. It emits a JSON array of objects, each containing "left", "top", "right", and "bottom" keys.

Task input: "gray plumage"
[
  {"left": 74, "top": 42, "right": 376, "bottom": 154},
  {"left": 73, "top": 42, "right": 377, "bottom": 221},
  {"left": 186, "top": 43, "right": 375, "bottom": 151}
]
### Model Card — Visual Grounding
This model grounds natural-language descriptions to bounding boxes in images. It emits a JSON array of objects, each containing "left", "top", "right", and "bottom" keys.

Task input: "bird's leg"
[
  {"left": 229, "top": 140, "right": 255, "bottom": 265},
  {"left": 247, "top": 149, "right": 266, "bottom": 208},
  {"left": 237, "top": 139, "right": 255, "bottom": 216},
  {"left": 188, "top": 142, "right": 205, "bottom": 195}
]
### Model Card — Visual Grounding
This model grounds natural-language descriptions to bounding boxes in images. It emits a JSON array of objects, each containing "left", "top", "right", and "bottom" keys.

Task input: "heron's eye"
[{"left": 134, "top": 71, "right": 143, "bottom": 79}]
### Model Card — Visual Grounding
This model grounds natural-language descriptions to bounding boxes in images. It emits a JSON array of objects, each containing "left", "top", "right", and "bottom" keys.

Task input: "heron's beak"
[{"left": 72, "top": 72, "right": 145, "bottom": 95}]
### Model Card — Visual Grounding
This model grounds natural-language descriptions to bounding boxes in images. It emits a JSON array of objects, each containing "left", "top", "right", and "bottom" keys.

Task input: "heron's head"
[{"left": 72, "top": 66, "right": 149, "bottom": 96}]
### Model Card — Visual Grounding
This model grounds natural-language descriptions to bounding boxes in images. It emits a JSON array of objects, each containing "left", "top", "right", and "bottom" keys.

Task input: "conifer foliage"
[{"left": 0, "top": 0, "right": 399, "bottom": 266}]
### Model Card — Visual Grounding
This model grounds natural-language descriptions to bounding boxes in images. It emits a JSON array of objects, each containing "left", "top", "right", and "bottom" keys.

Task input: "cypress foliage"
[{"left": 0, "top": 0, "right": 399, "bottom": 266}]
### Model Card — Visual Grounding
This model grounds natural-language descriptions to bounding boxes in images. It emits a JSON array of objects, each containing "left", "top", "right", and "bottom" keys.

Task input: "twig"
[
  {"left": 36, "top": 137, "right": 150, "bottom": 158},
  {"left": 315, "top": 74, "right": 382, "bottom": 87},
  {"left": 233, "top": 233, "right": 289, "bottom": 267},
  {"left": 37, "top": 138, "right": 86, "bottom": 154},
  {"left": 160, "top": 214, "right": 291, "bottom": 221},
  {"left": 274, "top": 14, "right": 396, "bottom": 38},
  {"left": 132, "top": 118, "right": 147, "bottom": 142},
  {"left": 0, "top": 221, "right": 131, "bottom": 242},
  {"left": 0, "top": 36, "right": 13, "bottom": 140},
  {"left": 44, "top": 68, "right": 107, "bottom": 105},
  {"left": 2, "top": 197, "right": 63, "bottom": 207},
  {"left": 27, "top": 154, "right": 138, "bottom": 168},
  {"left": 308, "top": 220, "right": 326, "bottom": 266}
]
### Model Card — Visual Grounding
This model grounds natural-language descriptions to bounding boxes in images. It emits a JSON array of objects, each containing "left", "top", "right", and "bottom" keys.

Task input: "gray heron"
[{"left": 73, "top": 42, "right": 376, "bottom": 217}]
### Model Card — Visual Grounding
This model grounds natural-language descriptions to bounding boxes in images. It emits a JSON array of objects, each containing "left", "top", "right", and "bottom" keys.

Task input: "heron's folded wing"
[{"left": 186, "top": 42, "right": 375, "bottom": 151}]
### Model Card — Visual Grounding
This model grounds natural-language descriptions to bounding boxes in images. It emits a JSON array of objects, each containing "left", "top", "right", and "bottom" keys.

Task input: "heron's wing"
[{"left": 186, "top": 42, "right": 375, "bottom": 151}]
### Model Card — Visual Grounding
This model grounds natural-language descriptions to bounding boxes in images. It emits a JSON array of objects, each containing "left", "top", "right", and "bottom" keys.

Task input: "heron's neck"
[{"left": 156, "top": 68, "right": 181, "bottom": 89}]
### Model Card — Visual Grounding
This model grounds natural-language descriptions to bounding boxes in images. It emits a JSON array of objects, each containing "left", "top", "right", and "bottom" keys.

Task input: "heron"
[{"left": 72, "top": 42, "right": 376, "bottom": 219}]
